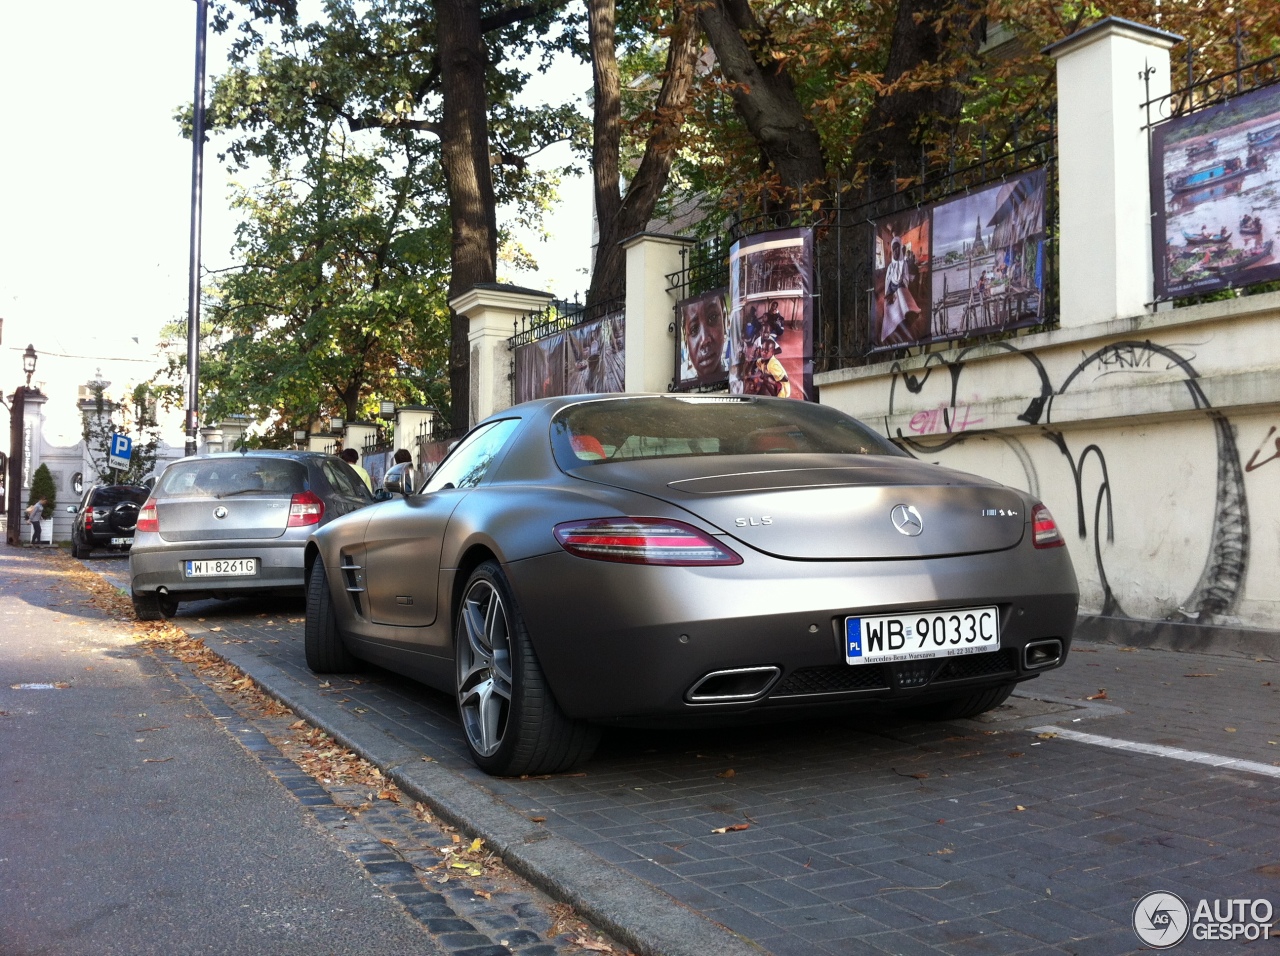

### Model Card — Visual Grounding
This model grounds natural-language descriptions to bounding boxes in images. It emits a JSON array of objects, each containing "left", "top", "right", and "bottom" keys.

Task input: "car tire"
[
  {"left": 305, "top": 559, "right": 358, "bottom": 673},
  {"left": 913, "top": 681, "right": 1017, "bottom": 721},
  {"left": 132, "top": 588, "right": 175, "bottom": 622},
  {"left": 455, "top": 561, "right": 599, "bottom": 776},
  {"left": 70, "top": 535, "right": 86, "bottom": 560}
]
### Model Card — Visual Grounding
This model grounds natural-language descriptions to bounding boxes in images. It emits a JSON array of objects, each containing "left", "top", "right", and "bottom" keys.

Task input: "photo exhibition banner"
[
  {"left": 871, "top": 168, "right": 1047, "bottom": 350},
  {"left": 727, "top": 227, "right": 814, "bottom": 400},
  {"left": 514, "top": 311, "right": 625, "bottom": 404},
  {"left": 1150, "top": 82, "right": 1280, "bottom": 300},
  {"left": 675, "top": 288, "right": 730, "bottom": 389},
  {"left": 514, "top": 330, "right": 567, "bottom": 404}
]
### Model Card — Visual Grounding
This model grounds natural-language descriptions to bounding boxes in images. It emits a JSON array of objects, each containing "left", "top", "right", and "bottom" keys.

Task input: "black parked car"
[{"left": 67, "top": 484, "right": 152, "bottom": 558}]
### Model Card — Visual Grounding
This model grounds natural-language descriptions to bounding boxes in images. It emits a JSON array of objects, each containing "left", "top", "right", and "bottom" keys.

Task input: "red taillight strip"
[
  {"left": 1031, "top": 503, "right": 1065, "bottom": 549},
  {"left": 288, "top": 491, "right": 325, "bottom": 527},
  {"left": 554, "top": 518, "right": 743, "bottom": 566},
  {"left": 136, "top": 499, "right": 159, "bottom": 533}
]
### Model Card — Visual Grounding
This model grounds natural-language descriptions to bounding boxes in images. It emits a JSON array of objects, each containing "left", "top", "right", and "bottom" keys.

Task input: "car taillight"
[
  {"left": 84, "top": 510, "right": 94, "bottom": 531},
  {"left": 288, "top": 490, "right": 325, "bottom": 527},
  {"left": 1031, "top": 503, "right": 1065, "bottom": 549},
  {"left": 553, "top": 517, "right": 743, "bottom": 566},
  {"left": 136, "top": 499, "right": 159, "bottom": 533}
]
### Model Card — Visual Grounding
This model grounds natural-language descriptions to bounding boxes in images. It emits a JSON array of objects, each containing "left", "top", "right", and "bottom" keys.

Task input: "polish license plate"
[
  {"left": 185, "top": 558, "right": 258, "bottom": 578},
  {"left": 846, "top": 606, "right": 1000, "bottom": 664},
  {"left": 110, "top": 537, "right": 131, "bottom": 546}
]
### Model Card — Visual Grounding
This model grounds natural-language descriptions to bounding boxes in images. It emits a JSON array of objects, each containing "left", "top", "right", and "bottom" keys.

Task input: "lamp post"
[
  {"left": 184, "top": 0, "right": 209, "bottom": 457},
  {"left": 293, "top": 428, "right": 307, "bottom": 450},
  {"left": 6, "top": 344, "right": 38, "bottom": 546}
]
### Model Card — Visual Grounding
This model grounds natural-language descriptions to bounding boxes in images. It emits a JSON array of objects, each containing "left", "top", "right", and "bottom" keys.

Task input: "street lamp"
[
  {"left": 7, "top": 345, "right": 39, "bottom": 545},
  {"left": 293, "top": 428, "right": 307, "bottom": 449},
  {"left": 330, "top": 416, "right": 344, "bottom": 433},
  {"left": 379, "top": 400, "right": 396, "bottom": 420}
]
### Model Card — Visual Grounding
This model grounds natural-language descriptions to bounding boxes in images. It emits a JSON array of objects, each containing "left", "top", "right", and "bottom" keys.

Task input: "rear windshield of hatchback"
[
  {"left": 550, "top": 396, "right": 904, "bottom": 466},
  {"left": 89, "top": 486, "right": 150, "bottom": 507},
  {"left": 157, "top": 459, "right": 308, "bottom": 498}
]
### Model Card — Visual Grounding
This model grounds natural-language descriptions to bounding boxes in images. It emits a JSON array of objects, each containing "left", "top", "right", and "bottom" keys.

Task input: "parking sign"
[{"left": 109, "top": 433, "right": 133, "bottom": 471}]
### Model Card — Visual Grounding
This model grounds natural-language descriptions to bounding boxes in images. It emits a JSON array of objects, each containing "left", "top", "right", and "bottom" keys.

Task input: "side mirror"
[
  {"left": 66, "top": 506, "right": 77, "bottom": 513},
  {"left": 383, "top": 461, "right": 415, "bottom": 496}
]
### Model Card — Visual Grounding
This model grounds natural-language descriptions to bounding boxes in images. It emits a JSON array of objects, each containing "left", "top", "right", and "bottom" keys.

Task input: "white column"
[
  {"left": 450, "top": 283, "right": 554, "bottom": 425},
  {"left": 1046, "top": 17, "right": 1181, "bottom": 327},
  {"left": 623, "top": 232, "right": 695, "bottom": 393}
]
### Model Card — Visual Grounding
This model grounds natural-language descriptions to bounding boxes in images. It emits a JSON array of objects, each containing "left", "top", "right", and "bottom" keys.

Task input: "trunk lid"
[
  {"left": 158, "top": 494, "right": 293, "bottom": 542},
  {"left": 570, "top": 455, "right": 1027, "bottom": 559}
]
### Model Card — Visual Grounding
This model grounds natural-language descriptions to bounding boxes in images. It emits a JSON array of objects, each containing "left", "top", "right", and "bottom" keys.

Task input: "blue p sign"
[{"left": 109, "top": 433, "right": 133, "bottom": 470}]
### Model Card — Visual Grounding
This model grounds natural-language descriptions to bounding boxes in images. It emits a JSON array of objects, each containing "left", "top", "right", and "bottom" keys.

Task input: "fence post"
[
  {"left": 1046, "top": 17, "right": 1181, "bottom": 327},
  {"left": 450, "top": 283, "right": 554, "bottom": 424},
  {"left": 622, "top": 232, "right": 695, "bottom": 393}
]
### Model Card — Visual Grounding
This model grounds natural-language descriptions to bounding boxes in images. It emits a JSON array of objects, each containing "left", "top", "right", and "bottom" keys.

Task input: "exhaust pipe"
[
  {"left": 1024, "top": 639, "right": 1063, "bottom": 669},
  {"left": 686, "top": 666, "right": 781, "bottom": 703}
]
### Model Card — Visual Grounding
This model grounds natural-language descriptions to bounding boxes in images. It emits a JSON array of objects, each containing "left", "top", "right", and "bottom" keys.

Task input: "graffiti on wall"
[
  {"left": 1245, "top": 425, "right": 1280, "bottom": 472},
  {"left": 886, "top": 340, "right": 1251, "bottom": 626}
]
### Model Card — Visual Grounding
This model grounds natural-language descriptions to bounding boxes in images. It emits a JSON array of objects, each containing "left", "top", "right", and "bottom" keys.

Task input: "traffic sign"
[{"left": 108, "top": 433, "right": 133, "bottom": 471}]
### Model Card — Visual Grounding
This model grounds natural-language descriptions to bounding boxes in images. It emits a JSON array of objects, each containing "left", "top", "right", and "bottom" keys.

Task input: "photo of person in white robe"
[{"left": 880, "top": 237, "right": 920, "bottom": 342}]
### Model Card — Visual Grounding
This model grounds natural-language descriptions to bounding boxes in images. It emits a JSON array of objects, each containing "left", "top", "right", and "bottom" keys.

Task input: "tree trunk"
[
  {"left": 436, "top": 0, "right": 498, "bottom": 430},
  {"left": 850, "top": 0, "right": 983, "bottom": 192},
  {"left": 587, "top": 0, "right": 701, "bottom": 306},
  {"left": 696, "top": 0, "right": 828, "bottom": 204}
]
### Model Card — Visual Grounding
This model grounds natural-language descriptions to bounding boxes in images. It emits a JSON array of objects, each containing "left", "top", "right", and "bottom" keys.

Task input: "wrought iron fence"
[
  {"left": 508, "top": 294, "right": 625, "bottom": 349},
  {"left": 665, "top": 132, "right": 1058, "bottom": 376}
]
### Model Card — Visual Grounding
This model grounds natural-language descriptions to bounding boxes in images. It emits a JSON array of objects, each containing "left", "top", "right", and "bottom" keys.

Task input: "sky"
[{"left": 0, "top": 2, "right": 591, "bottom": 442}]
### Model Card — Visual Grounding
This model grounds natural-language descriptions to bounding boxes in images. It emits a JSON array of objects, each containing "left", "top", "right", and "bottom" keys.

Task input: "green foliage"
[
  {"left": 79, "top": 382, "right": 162, "bottom": 485},
  {"left": 29, "top": 464, "right": 56, "bottom": 514},
  {"left": 195, "top": 126, "right": 452, "bottom": 440}
]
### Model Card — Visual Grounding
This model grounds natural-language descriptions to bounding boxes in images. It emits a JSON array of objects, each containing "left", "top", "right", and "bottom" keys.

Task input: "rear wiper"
[{"left": 215, "top": 488, "right": 275, "bottom": 498}]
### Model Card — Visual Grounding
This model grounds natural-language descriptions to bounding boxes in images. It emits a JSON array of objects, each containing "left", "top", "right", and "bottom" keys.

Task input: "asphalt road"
[
  {"left": 51, "top": 550, "right": 1280, "bottom": 954},
  {"left": 0, "top": 548, "right": 450, "bottom": 955}
]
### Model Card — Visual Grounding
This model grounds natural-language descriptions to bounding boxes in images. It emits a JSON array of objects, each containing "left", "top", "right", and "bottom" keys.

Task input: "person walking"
[
  {"left": 25, "top": 497, "right": 47, "bottom": 547},
  {"left": 338, "top": 448, "right": 373, "bottom": 493}
]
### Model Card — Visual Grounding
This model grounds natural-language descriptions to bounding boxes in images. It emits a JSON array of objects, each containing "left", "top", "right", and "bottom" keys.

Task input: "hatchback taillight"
[
  {"left": 136, "top": 499, "right": 159, "bottom": 533},
  {"left": 553, "top": 517, "right": 743, "bottom": 566},
  {"left": 288, "top": 490, "right": 325, "bottom": 527},
  {"left": 84, "top": 510, "right": 94, "bottom": 531},
  {"left": 1031, "top": 503, "right": 1065, "bottom": 549}
]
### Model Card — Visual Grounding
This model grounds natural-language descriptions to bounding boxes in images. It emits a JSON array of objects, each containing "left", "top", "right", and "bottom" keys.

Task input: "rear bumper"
[
  {"left": 130, "top": 538, "right": 306, "bottom": 596},
  {"left": 508, "top": 545, "right": 1078, "bottom": 721}
]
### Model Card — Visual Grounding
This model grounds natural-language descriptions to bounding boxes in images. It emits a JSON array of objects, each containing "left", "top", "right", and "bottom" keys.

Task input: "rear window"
[
  {"left": 550, "top": 396, "right": 904, "bottom": 467},
  {"left": 89, "top": 486, "right": 150, "bottom": 507},
  {"left": 157, "top": 458, "right": 308, "bottom": 498}
]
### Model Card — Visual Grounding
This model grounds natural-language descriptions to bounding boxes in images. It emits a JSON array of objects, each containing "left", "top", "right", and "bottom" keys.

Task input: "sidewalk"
[{"left": 78, "top": 550, "right": 1280, "bottom": 956}]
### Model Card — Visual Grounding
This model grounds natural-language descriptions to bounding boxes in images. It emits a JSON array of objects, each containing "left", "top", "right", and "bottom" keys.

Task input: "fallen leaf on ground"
[
  {"left": 1224, "top": 727, "right": 1237, "bottom": 733},
  {"left": 571, "top": 936, "right": 614, "bottom": 953},
  {"left": 1036, "top": 731, "right": 1057, "bottom": 739},
  {"left": 1015, "top": 805, "right": 1027, "bottom": 811},
  {"left": 717, "top": 768, "right": 736, "bottom": 779},
  {"left": 1183, "top": 673, "right": 1217, "bottom": 678},
  {"left": 1085, "top": 689, "right": 1108, "bottom": 700},
  {"left": 711, "top": 823, "right": 750, "bottom": 834}
]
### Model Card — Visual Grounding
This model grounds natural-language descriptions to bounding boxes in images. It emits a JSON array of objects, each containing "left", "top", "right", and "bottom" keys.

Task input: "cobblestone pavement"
[
  {"left": 89, "top": 554, "right": 1280, "bottom": 955},
  {"left": 4, "top": 547, "right": 628, "bottom": 956}
]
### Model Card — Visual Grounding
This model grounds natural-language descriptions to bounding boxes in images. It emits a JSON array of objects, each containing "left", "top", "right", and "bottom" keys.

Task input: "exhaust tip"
[
  {"left": 1024, "top": 639, "right": 1063, "bottom": 670},
  {"left": 686, "top": 666, "right": 781, "bottom": 703}
]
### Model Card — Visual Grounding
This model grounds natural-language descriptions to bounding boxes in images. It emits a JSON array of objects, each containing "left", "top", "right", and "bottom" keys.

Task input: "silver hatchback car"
[{"left": 130, "top": 451, "right": 373, "bottom": 619}]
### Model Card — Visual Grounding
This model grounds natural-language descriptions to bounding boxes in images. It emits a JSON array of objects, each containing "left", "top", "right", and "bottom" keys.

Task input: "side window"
[
  {"left": 422, "top": 419, "right": 521, "bottom": 493},
  {"left": 321, "top": 460, "right": 358, "bottom": 498}
]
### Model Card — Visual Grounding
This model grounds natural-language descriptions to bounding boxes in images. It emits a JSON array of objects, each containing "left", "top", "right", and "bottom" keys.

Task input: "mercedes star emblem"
[
  {"left": 214, "top": 506, "right": 228, "bottom": 520},
  {"left": 891, "top": 504, "right": 923, "bottom": 536}
]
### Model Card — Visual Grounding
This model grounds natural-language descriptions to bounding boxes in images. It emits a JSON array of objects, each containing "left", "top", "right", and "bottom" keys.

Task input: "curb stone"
[{"left": 178, "top": 617, "right": 766, "bottom": 956}]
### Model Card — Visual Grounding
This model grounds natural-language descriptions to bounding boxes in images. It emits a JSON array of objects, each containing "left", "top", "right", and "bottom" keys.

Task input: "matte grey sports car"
[{"left": 305, "top": 395, "right": 1078, "bottom": 776}]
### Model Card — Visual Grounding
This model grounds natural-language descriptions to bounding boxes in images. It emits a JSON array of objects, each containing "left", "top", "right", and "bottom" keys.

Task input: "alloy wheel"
[{"left": 456, "top": 579, "right": 513, "bottom": 757}]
